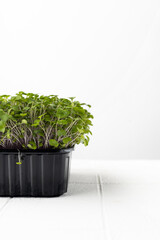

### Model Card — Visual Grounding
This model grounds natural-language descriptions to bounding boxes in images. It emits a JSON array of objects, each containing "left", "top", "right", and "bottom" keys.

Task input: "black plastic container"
[{"left": 0, "top": 148, "right": 73, "bottom": 197}]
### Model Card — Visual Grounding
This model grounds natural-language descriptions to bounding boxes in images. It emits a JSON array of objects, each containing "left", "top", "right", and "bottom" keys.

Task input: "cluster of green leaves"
[{"left": 0, "top": 92, "right": 93, "bottom": 150}]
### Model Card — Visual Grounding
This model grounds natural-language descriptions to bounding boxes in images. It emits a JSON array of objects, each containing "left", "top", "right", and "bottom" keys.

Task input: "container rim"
[{"left": 0, "top": 147, "right": 74, "bottom": 154}]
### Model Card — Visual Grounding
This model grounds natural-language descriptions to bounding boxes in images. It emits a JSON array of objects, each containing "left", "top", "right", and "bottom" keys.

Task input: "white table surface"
[{"left": 0, "top": 159, "right": 160, "bottom": 240}]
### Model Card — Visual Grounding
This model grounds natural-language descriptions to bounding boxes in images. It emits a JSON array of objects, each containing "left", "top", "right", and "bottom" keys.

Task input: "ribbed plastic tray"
[{"left": 0, "top": 148, "right": 73, "bottom": 197}]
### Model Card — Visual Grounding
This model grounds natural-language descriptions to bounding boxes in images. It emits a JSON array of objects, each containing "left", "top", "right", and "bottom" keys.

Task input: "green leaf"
[
  {"left": 69, "top": 97, "right": 76, "bottom": 100},
  {"left": 20, "top": 113, "right": 27, "bottom": 117},
  {"left": 57, "top": 129, "right": 66, "bottom": 137},
  {"left": 39, "top": 142, "right": 43, "bottom": 147},
  {"left": 0, "top": 120, "right": 6, "bottom": 133},
  {"left": 57, "top": 119, "right": 68, "bottom": 125},
  {"left": 16, "top": 162, "right": 22, "bottom": 165},
  {"left": 73, "top": 107, "right": 85, "bottom": 115},
  {"left": 44, "top": 114, "right": 51, "bottom": 121},
  {"left": 10, "top": 111, "right": 14, "bottom": 115},
  {"left": 77, "top": 127, "right": 84, "bottom": 133},
  {"left": 21, "top": 119, "right": 27, "bottom": 124},
  {"left": 31, "top": 119, "right": 40, "bottom": 127},
  {"left": 84, "top": 138, "right": 89, "bottom": 146},
  {"left": 63, "top": 137, "right": 72, "bottom": 144},
  {"left": 85, "top": 120, "right": 93, "bottom": 126},
  {"left": 49, "top": 139, "right": 59, "bottom": 147},
  {"left": 80, "top": 135, "right": 85, "bottom": 140},
  {"left": 38, "top": 113, "right": 46, "bottom": 119},
  {"left": 0, "top": 95, "right": 10, "bottom": 99},
  {"left": 15, "top": 96, "right": 21, "bottom": 100},
  {"left": 6, "top": 130, "right": 11, "bottom": 138},
  {"left": 56, "top": 108, "right": 69, "bottom": 118},
  {"left": 0, "top": 109, "right": 9, "bottom": 122},
  {"left": 33, "top": 129, "right": 44, "bottom": 137},
  {"left": 89, "top": 114, "right": 94, "bottom": 119},
  {"left": 27, "top": 141, "right": 37, "bottom": 150},
  {"left": 23, "top": 107, "right": 30, "bottom": 111}
]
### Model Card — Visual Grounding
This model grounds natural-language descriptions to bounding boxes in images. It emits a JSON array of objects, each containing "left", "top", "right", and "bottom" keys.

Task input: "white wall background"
[{"left": 0, "top": 0, "right": 160, "bottom": 159}]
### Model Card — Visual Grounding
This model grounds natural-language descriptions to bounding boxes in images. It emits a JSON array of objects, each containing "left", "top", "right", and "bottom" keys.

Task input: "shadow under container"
[{"left": 0, "top": 148, "right": 73, "bottom": 197}]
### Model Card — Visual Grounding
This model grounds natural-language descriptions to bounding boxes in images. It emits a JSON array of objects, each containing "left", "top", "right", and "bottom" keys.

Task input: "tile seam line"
[
  {"left": 0, "top": 198, "right": 12, "bottom": 214},
  {"left": 97, "top": 174, "right": 112, "bottom": 240}
]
